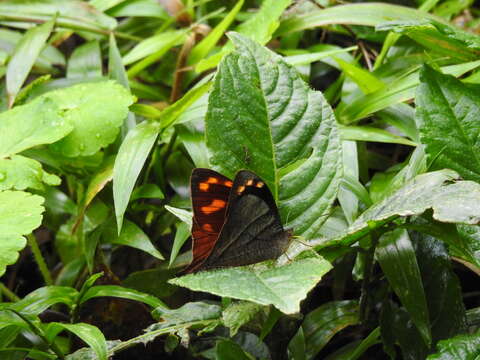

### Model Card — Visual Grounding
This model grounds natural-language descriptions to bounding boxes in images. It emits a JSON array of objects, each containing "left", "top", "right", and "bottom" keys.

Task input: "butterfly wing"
[
  {"left": 200, "top": 170, "right": 290, "bottom": 270},
  {"left": 184, "top": 168, "right": 233, "bottom": 273}
]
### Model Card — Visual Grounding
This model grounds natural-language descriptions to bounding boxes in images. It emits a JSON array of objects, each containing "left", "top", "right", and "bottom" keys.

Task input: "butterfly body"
[{"left": 184, "top": 168, "right": 290, "bottom": 273}]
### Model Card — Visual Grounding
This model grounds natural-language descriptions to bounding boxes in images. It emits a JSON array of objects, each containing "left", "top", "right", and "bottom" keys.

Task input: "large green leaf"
[
  {"left": 206, "top": 33, "right": 342, "bottom": 238},
  {"left": 0, "top": 155, "right": 60, "bottom": 191},
  {"left": 113, "top": 120, "right": 160, "bottom": 232},
  {"left": 46, "top": 81, "right": 135, "bottom": 157},
  {"left": 328, "top": 170, "right": 480, "bottom": 248},
  {"left": 376, "top": 229, "right": 431, "bottom": 346},
  {"left": 416, "top": 65, "right": 480, "bottom": 183},
  {"left": 288, "top": 300, "right": 359, "bottom": 359},
  {"left": 427, "top": 331, "right": 480, "bottom": 359},
  {"left": 170, "top": 253, "right": 332, "bottom": 314},
  {"left": 0, "top": 96, "right": 73, "bottom": 158},
  {"left": 80, "top": 285, "right": 166, "bottom": 309},
  {"left": 0, "top": 191, "right": 44, "bottom": 277}
]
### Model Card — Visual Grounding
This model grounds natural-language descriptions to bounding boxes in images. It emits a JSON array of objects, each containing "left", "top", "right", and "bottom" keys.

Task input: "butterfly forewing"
[
  {"left": 201, "top": 170, "right": 290, "bottom": 270},
  {"left": 184, "top": 168, "right": 233, "bottom": 273}
]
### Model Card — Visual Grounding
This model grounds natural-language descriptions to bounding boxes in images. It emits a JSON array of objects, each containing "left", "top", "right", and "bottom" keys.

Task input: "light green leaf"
[
  {"left": 123, "top": 30, "right": 186, "bottom": 66},
  {"left": 340, "top": 125, "right": 417, "bottom": 146},
  {"left": 288, "top": 300, "right": 359, "bottom": 359},
  {"left": 416, "top": 65, "right": 480, "bottom": 183},
  {"left": 0, "top": 191, "right": 44, "bottom": 277},
  {"left": 427, "top": 330, "right": 480, "bottom": 359},
  {"left": 165, "top": 205, "right": 193, "bottom": 227},
  {"left": 3, "top": 286, "right": 78, "bottom": 315},
  {"left": 188, "top": 0, "right": 244, "bottom": 66},
  {"left": 67, "top": 41, "right": 102, "bottom": 79},
  {"left": 277, "top": 3, "right": 444, "bottom": 35},
  {"left": 131, "top": 184, "right": 164, "bottom": 201},
  {"left": 206, "top": 33, "right": 342, "bottom": 238},
  {"left": 376, "top": 229, "right": 431, "bottom": 346},
  {"left": 195, "top": 0, "right": 292, "bottom": 72},
  {"left": 6, "top": 18, "right": 54, "bottom": 107},
  {"left": 0, "top": 155, "right": 60, "bottom": 191},
  {"left": 47, "top": 81, "right": 135, "bottom": 157},
  {"left": 0, "top": 96, "right": 73, "bottom": 158},
  {"left": 113, "top": 121, "right": 160, "bottom": 233},
  {"left": 335, "top": 58, "right": 384, "bottom": 94},
  {"left": 329, "top": 170, "right": 480, "bottom": 248},
  {"left": 81, "top": 285, "right": 167, "bottom": 309},
  {"left": 50, "top": 322, "right": 107, "bottom": 360},
  {"left": 170, "top": 253, "right": 332, "bottom": 314}
]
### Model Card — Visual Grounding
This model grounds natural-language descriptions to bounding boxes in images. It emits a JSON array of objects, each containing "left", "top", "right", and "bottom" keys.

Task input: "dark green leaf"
[
  {"left": 222, "top": 301, "right": 263, "bottom": 337},
  {"left": 80, "top": 285, "right": 167, "bottom": 309},
  {"left": 206, "top": 33, "right": 342, "bottom": 238},
  {"left": 427, "top": 330, "right": 480, "bottom": 359},
  {"left": 376, "top": 229, "right": 431, "bottom": 346},
  {"left": 416, "top": 65, "right": 480, "bottom": 182},
  {"left": 289, "top": 300, "right": 359, "bottom": 359},
  {"left": 215, "top": 339, "right": 253, "bottom": 360}
]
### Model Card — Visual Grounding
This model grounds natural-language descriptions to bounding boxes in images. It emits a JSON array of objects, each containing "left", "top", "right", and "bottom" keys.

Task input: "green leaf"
[
  {"left": 330, "top": 170, "right": 480, "bottom": 248},
  {"left": 335, "top": 58, "right": 384, "bottom": 94},
  {"left": 104, "top": 219, "right": 164, "bottom": 260},
  {"left": 215, "top": 339, "right": 254, "bottom": 360},
  {"left": 47, "top": 81, "right": 135, "bottom": 157},
  {"left": 206, "top": 33, "right": 342, "bottom": 238},
  {"left": 222, "top": 301, "right": 263, "bottom": 337},
  {"left": 288, "top": 300, "right": 359, "bottom": 359},
  {"left": 0, "top": 97, "right": 73, "bottom": 158},
  {"left": 153, "top": 301, "right": 221, "bottom": 327},
  {"left": 187, "top": 0, "right": 244, "bottom": 66},
  {"left": 67, "top": 41, "right": 102, "bottom": 79},
  {"left": 6, "top": 18, "right": 55, "bottom": 107},
  {"left": 170, "top": 253, "right": 332, "bottom": 314},
  {"left": 0, "top": 155, "right": 60, "bottom": 191},
  {"left": 411, "top": 232, "right": 467, "bottom": 342},
  {"left": 340, "top": 125, "right": 417, "bottom": 146},
  {"left": 427, "top": 330, "right": 480, "bottom": 359},
  {"left": 277, "top": 3, "right": 443, "bottom": 35},
  {"left": 338, "top": 60, "right": 480, "bottom": 124},
  {"left": 0, "top": 190, "right": 44, "bottom": 277},
  {"left": 195, "top": 0, "right": 293, "bottom": 72},
  {"left": 416, "top": 65, "right": 480, "bottom": 182},
  {"left": 80, "top": 285, "right": 167, "bottom": 309},
  {"left": 376, "top": 229, "right": 431, "bottom": 346},
  {"left": 50, "top": 323, "right": 107, "bottom": 360},
  {"left": 164, "top": 205, "right": 192, "bottom": 227},
  {"left": 113, "top": 120, "right": 160, "bottom": 233},
  {"left": 3, "top": 286, "right": 78, "bottom": 315},
  {"left": 169, "top": 222, "right": 190, "bottom": 267},
  {"left": 131, "top": 184, "right": 164, "bottom": 201}
]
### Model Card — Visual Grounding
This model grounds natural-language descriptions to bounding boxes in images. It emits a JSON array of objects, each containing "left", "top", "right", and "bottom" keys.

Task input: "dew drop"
[
  {"left": 79, "top": 143, "right": 85, "bottom": 151},
  {"left": 95, "top": 133, "right": 101, "bottom": 139},
  {"left": 0, "top": 172, "right": 5, "bottom": 181}
]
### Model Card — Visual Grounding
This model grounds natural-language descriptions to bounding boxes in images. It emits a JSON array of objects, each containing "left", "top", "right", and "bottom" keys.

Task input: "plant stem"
[
  {"left": 359, "top": 232, "right": 381, "bottom": 324},
  {"left": 0, "top": 282, "right": 20, "bottom": 302},
  {"left": 27, "top": 234, "right": 53, "bottom": 286}
]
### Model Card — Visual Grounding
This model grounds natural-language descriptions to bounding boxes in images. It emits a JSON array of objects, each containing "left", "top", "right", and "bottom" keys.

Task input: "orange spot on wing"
[
  {"left": 202, "top": 223, "right": 214, "bottom": 232},
  {"left": 246, "top": 179, "right": 254, "bottom": 186},
  {"left": 200, "top": 199, "right": 226, "bottom": 214},
  {"left": 224, "top": 180, "right": 233, "bottom": 187},
  {"left": 236, "top": 185, "right": 245, "bottom": 194},
  {"left": 207, "top": 177, "right": 219, "bottom": 184},
  {"left": 256, "top": 182, "right": 264, "bottom": 188},
  {"left": 199, "top": 183, "right": 209, "bottom": 191}
]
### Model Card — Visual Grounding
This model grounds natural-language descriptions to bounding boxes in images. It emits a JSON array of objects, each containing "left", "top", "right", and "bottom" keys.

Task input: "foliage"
[{"left": 0, "top": 0, "right": 479, "bottom": 359}]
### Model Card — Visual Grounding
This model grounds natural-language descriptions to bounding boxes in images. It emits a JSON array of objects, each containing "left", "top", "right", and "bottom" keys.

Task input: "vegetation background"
[{"left": 0, "top": 0, "right": 479, "bottom": 359}]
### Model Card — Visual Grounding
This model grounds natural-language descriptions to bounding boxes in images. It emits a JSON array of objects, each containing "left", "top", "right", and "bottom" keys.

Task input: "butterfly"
[{"left": 183, "top": 168, "right": 291, "bottom": 273}]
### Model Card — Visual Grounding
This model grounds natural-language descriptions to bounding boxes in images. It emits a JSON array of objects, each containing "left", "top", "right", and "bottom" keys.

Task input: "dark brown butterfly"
[{"left": 183, "top": 168, "right": 291, "bottom": 273}]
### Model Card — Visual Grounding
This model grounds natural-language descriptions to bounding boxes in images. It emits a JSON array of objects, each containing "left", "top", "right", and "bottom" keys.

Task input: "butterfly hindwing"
[
  {"left": 184, "top": 168, "right": 233, "bottom": 273},
  {"left": 201, "top": 170, "right": 290, "bottom": 270}
]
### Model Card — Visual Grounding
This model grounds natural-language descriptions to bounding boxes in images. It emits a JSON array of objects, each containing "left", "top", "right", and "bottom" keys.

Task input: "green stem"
[
  {"left": 0, "top": 282, "right": 20, "bottom": 302},
  {"left": 27, "top": 234, "right": 53, "bottom": 286},
  {"left": 359, "top": 232, "right": 381, "bottom": 324}
]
